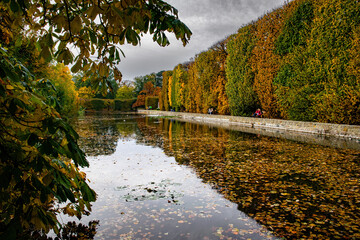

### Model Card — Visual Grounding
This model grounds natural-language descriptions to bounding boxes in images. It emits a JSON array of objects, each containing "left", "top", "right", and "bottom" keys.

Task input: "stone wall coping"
[{"left": 138, "top": 110, "right": 360, "bottom": 140}]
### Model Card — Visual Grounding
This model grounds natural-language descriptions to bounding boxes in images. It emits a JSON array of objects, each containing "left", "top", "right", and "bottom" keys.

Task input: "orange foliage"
[
  {"left": 184, "top": 62, "right": 199, "bottom": 113},
  {"left": 159, "top": 71, "right": 172, "bottom": 111},
  {"left": 212, "top": 40, "right": 230, "bottom": 115},
  {"left": 133, "top": 81, "right": 160, "bottom": 108},
  {"left": 251, "top": 6, "right": 289, "bottom": 118}
]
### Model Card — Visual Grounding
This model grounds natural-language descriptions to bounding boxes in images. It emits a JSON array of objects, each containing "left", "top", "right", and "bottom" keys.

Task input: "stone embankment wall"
[{"left": 138, "top": 110, "right": 360, "bottom": 140}]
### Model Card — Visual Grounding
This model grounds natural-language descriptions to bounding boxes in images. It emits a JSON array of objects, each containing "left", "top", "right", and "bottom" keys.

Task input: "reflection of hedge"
[
  {"left": 114, "top": 99, "right": 136, "bottom": 111},
  {"left": 145, "top": 96, "right": 159, "bottom": 109}
]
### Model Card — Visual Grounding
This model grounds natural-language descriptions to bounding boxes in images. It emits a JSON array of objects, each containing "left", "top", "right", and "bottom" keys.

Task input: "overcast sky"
[{"left": 117, "top": 0, "right": 286, "bottom": 81}]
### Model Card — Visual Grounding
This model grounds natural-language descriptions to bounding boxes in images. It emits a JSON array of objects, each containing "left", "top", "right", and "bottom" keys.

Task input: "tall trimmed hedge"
[
  {"left": 159, "top": 71, "right": 172, "bottom": 111},
  {"left": 114, "top": 99, "right": 136, "bottom": 111},
  {"left": 80, "top": 98, "right": 114, "bottom": 111},
  {"left": 156, "top": 0, "right": 360, "bottom": 124},
  {"left": 274, "top": 0, "right": 360, "bottom": 124},
  {"left": 226, "top": 24, "right": 258, "bottom": 116},
  {"left": 170, "top": 65, "right": 186, "bottom": 111},
  {"left": 145, "top": 96, "right": 159, "bottom": 109},
  {"left": 275, "top": 1, "right": 314, "bottom": 56},
  {"left": 80, "top": 98, "right": 136, "bottom": 111}
]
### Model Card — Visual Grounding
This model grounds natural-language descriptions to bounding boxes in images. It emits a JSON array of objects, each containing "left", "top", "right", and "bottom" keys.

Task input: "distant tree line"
[{"left": 139, "top": 0, "right": 359, "bottom": 124}]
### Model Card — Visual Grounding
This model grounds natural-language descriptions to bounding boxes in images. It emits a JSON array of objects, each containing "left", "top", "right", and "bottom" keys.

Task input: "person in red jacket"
[{"left": 252, "top": 108, "right": 262, "bottom": 117}]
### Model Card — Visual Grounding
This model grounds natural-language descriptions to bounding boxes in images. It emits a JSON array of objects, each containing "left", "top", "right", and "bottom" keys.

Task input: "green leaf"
[
  {"left": 63, "top": 186, "right": 76, "bottom": 203},
  {"left": 27, "top": 133, "right": 39, "bottom": 146},
  {"left": 0, "top": 167, "right": 12, "bottom": 190},
  {"left": 56, "top": 185, "right": 67, "bottom": 202},
  {"left": 71, "top": 16, "right": 82, "bottom": 34},
  {"left": 71, "top": 59, "right": 82, "bottom": 73},
  {"left": 40, "top": 46, "right": 52, "bottom": 62},
  {"left": 89, "top": 30, "right": 97, "bottom": 44},
  {"left": 46, "top": 33, "right": 54, "bottom": 47},
  {"left": 1, "top": 63, "right": 20, "bottom": 82},
  {"left": 63, "top": 48, "right": 74, "bottom": 65},
  {"left": 15, "top": 37, "right": 22, "bottom": 48},
  {"left": 9, "top": 99, "right": 18, "bottom": 115},
  {"left": 81, "top": 182, "right": 96, "bottom": 202},
  {"left": 10, "top": 0, "right": 19, "bottom": 12}
]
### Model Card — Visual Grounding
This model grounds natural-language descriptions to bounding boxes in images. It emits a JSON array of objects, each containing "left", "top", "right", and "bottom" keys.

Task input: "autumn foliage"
[
  {"left": 159, "top": 39, "right": 229, "bottom": 114},
  {"left": 0, "top": 0, "right": 192, "bottom": 237},
  {"left": 135, "top": 117, "right": 360, "bottom": 239},
  {"left": 133, "top": 81, "right": 161, "bottom": 108},
  {"left": 156, "top": 0, "right": 360, "bottom": 124}
]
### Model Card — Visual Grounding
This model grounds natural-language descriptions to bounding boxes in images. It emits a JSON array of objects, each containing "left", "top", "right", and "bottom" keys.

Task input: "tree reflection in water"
[
  {"left": 75, "top": 114, "right": 140, "bottom": 156},
  {"left": 135, "top": 116, "right": 360, "bottom": 240},
  {"left": 75, "top": 114, "right": 360, "bottom": 239}
]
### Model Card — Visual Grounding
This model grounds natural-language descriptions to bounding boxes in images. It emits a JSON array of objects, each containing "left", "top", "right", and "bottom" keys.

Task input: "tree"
[
  {"left": 134, "top": 74, "right": 156, "bottom": 95},
  {"left": 132, "top": 81, "right": 160, "bottom": 108},
  {"left": 208, "top": 38, "right": 230, "bottom": 115},
  {"left": 250, "top": 6, "right": 285, "bottom": 118},
  {"left": 1, "top": 0, "right": 191, "bottom": 79},
  {"left": 133, "top": 70, "right": 164, "bottom": 95},
  {"left": 44, "top": 63, "right": 80, "bottom": 116},
  {"left": 0, "top": 0, "right": 191, "bottom": 238},
  {"left": 0, "top": 44, "right": 96, "bottom": 239},
  {"left": 116, "top": 85, "right": 136, "bottom": 100}
]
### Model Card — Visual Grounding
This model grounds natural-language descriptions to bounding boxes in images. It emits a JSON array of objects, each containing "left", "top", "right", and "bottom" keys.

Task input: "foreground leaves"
[
  {"left": 2, "top": 0, "right": 192, "bottom": 82},
  {"left": 0, "top": 47, "right": 96, "bottom": 238}
]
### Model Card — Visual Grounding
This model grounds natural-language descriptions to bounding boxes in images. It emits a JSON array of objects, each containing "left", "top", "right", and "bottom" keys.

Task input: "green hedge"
[
  {"left": 80, "top": 99, "right": 114, "bottom": 111},
  {"left": 273, "top": 0, "right": 360, "bottom": 124},
  {"left": 114, "top": 98, "right": 137, "bottom": 111},
  {"left": 80, "top": 98, "right": 137, "bottom": 111},
  {"left": 225, "top": 24, "right": 259, "bottom": 116},
  {"left": 145, "top": 96, "right": 159, "bottom": 109}
]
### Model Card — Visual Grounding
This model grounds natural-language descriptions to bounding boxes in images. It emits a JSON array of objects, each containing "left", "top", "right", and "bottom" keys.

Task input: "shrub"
[
  {"left": 145, "top": 96, "right": 159, "bottom": 109},
  {"left": 114, "top": 99, "right": 137, "bottom": 111},
  {"left": 80, "top": 99, "right": 114, "bottom": 111}
]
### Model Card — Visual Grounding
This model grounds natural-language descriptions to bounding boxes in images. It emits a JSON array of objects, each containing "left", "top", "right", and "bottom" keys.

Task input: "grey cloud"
[{"left": 118, "top": 0, "right": 285, "bottom": 80}]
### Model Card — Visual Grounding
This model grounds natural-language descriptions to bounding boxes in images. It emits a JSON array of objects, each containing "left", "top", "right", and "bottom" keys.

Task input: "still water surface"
[{"left": 70, "top": 114, "right": 360, "bottom": 239}]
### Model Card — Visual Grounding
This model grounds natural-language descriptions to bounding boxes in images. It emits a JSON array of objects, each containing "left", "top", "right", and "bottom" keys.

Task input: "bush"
[
  {"left": 114, "top": 99, "right": 137, "bottom": 111},
  {"left": 145, "top": 96, "right": 159, "bottom": 109},
  {"left": 80, "top": 99, "right": 114, "bottom": 111}
]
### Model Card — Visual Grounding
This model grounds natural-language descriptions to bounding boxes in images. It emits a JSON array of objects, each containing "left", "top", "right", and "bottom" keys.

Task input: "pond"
[{"left": 69, "top": 114, "right": 360, "bottom": 240}]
